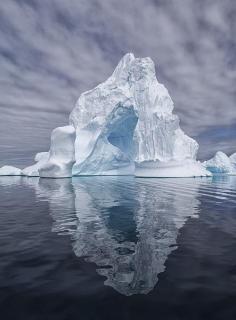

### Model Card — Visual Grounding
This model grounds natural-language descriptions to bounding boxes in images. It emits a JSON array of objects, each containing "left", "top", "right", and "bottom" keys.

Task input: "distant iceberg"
[
  {"left": 0, "top": 166, "right": 22, "bottom": 176},
  {"left": 1, "top": 53, "right": 211, "bottom": 178},
  {"left": 203, "top": 151, "right": 236, "bottom": 176}
]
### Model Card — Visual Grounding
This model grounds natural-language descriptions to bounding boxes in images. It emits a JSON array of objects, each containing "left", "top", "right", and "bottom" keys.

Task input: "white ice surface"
[
  {"left": 35, "top": 152, "right": 49, "bottom": 162},
  {"left": 135, "top": 159, "right": 212, "bottom": 178},
  {"left": 38, "top": 126, "right": 75, "bottom": 178},
  {"left": 0, "top": 165, "right": 22, "bottom": 176},
  {"left": 203, "top": 151, "right": 236, "bottom": 175},
  {"left": 22, "top": 152, "right": 49, "bottom": 177},
  {"left": 72, "top": 103, "right": 138, "bottom": 176}
]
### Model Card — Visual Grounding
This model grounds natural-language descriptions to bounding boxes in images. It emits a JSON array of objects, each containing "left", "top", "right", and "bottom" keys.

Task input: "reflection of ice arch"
[
  {"left": 28, "top": 176, "right": 202, "bottom": 296},
  {"left": 72, "top": 177, "right": 140, "bottom": 295},
  {"left": 71, "top": 177, "right": 202, "bottom": 295}
]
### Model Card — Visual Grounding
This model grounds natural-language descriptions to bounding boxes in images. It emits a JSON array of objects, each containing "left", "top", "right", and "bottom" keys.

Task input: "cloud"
[{"left": 0, "top": 0, "right": 235, "bottom": 166}]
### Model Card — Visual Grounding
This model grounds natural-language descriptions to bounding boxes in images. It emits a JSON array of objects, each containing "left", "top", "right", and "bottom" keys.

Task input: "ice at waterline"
[{"left": 2, "top": 52, "right": 230, "bottom": 178}]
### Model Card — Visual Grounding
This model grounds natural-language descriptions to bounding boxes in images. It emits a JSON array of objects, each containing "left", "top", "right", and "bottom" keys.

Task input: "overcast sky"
[{"left": 0, "top": 0, "right": 235, "bottom": 167}]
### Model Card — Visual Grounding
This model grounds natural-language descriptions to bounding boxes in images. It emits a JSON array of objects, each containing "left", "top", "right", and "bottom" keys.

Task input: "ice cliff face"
[
  {"left": 203, "top": 151, "right": 236, "bottom": 175},
  {"left": 1, "top": 53, "right": 211, "bottom": 177}
]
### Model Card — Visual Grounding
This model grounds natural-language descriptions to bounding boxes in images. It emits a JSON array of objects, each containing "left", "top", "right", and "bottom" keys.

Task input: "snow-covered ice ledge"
[{"left": 1, "top": 53, "right": 214, "bottom": 178}]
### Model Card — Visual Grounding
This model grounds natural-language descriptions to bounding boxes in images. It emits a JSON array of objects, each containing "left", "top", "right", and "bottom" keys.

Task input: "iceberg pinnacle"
[{"left": 1, "top": 53, "right": 211, "bottom": 178}]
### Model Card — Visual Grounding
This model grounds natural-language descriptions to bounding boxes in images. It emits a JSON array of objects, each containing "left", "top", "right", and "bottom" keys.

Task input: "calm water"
[{"left": 0, "top": 176, "right": 236, "bottom": 320}]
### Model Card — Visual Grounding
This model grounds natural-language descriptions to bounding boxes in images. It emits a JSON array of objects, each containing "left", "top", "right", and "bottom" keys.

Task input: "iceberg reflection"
[
  {"left": 30, "top": 176, "right": 203, "bottom": 295},
  {"left": 1, "top": 175, "right": 236, "bottom": 296}
]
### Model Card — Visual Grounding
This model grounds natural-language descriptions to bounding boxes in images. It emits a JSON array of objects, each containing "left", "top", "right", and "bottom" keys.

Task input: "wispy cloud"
[{"left": 0, "top": 0, "right": 235, "bottom": 166}]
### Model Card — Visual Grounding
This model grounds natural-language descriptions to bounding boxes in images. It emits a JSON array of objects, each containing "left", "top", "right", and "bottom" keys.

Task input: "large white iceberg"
[
  {"left": 4, "top": 53, "right": 211, "bottom": 178},
  {"left": 68, "top": 53, "right": 210, "bottom": 177},
  {"left": 203, "top": 151, "right": 236, "bottom": 175}
]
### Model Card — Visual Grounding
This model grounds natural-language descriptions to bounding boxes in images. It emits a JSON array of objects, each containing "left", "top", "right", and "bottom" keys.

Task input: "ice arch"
[{"left": 72, "top": 104, "right": 138, "bottom": 176}]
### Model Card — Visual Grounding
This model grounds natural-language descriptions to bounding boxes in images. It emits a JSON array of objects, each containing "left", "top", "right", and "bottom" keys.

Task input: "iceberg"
[
  {"left": 0, "top": 165, "right": 22, "bottom": 176},
  {"left": 68, "top": 53, "right": 210, "bottom": 177},
  {"left": 20, "top": 53, "right": 210, "bottom": 178},
  {"left": 203, "top": 151, "right": 236, "bottom": 175}
]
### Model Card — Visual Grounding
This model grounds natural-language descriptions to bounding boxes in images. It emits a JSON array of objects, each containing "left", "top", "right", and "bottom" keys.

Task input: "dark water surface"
[{"left": 0, "top": 176, "right": 236, "bottom": 320}]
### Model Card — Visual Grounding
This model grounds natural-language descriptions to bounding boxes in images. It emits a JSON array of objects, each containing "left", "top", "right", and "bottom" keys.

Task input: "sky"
[{"left": 0, "top": 0, "right": 235, "bottom": 167}]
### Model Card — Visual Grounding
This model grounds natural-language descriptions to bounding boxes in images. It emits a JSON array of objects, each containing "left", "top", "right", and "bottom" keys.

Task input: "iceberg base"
[
  {"left": 73, "top": 163, "right": 135, "bottom": 176},
  {"left": 135, "top": 160, "right": 212, "bottom": 178}
]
